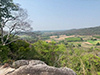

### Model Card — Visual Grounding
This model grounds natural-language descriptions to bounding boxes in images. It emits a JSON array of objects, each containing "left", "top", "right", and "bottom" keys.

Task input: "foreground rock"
[
  {"left": 0, "top": 66, "right": 15, "bottom": 75},
  {"left": 11, "top": 60, "right": 46, "bottom": 68},
  {"left": 0, "top": 60, "right": 77, "bottom": 75}
]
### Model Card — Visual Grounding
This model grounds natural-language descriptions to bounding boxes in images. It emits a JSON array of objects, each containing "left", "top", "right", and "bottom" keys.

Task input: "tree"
[
  {"left": 33, "top": 40, "right": 66, "bottom": 66},
  {"left": 96, "top": 42, "right": 100, "bottom": 46},
  {"left": 0, "top": 0, "right": 32, "bottom": 46}
]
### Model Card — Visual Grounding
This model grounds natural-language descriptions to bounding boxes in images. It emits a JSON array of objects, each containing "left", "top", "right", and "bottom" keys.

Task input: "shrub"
[
  {"left": 96, "top": 42, "right": 100, "bottom": 45},
  {"left": 8, "top": 40, "right": 31, "bottom": 60},
  {"left": 33, "top": 40, "right": 66, "bottom": 66},
  {"left": 0, "top": 46, "right": 10, "bottom": 63}
]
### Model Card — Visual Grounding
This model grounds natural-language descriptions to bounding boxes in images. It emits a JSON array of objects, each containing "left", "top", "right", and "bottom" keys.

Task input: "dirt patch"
[
  {"left": 85, "top": 42, "right": 92, "bottom": 45},
  {"left": 51, "top": 35, "right": 75, "bottom": 41},
  {"left": 50, "top": 36, "right": 57, "bottom": 39}
]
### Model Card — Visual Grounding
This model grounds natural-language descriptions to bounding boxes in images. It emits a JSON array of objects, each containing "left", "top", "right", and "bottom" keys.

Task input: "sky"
[{"left": 13, "top": 0, "right": 100, "bottom": 31}]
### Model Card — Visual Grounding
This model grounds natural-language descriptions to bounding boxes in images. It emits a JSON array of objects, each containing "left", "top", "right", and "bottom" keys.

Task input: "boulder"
[
  {"left": 5, "top": 60, "right": 77, "bottom": 75},
  {"left": 11, "top": 60, "right": 46, "bottom": 68},
  {"left": 0, "top": 66, "right": 15, "bottom": 75}
]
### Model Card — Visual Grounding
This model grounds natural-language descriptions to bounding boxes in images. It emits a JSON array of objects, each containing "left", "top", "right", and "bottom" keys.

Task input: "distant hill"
[{"left": 43, "top": 26, "right": 100, "bottom": 36}]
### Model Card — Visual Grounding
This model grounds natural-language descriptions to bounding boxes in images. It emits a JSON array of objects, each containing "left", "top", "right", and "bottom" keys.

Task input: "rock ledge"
[{"left": 0, "top": 60, "right": 77, "bottom": 75}]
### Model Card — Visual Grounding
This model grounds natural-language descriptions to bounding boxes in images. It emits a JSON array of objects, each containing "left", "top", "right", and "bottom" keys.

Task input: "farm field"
[
  {"left": 44, "top": 34, "right": 100, "bottom": 49},
  {"left": 18, "top": 33, "right": 100, "bottom": 49},
  {"left": 87, "top": 40, "right": 100, "bottom": 44}
]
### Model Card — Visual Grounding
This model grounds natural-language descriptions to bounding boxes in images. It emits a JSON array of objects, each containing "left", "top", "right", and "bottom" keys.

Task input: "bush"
[
  {"left": 96, "top": 42, "right": 100, "bottom": 45},
  {"left": 0, "top": 46, "right": 10, "bottom": 63},
  {"left": 8, "top": 40, "right": 31, "bottom": 60},
  {"left": 33, "top": 40, "right": 66, "bottom": 66},
  {"left": 78, "top": 43, "right": 81, "bottom": 47}
]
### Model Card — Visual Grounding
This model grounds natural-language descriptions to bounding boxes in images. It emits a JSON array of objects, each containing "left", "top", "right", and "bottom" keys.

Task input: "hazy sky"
[{"left": 14, "top": 0, "right": 100, "bottom": 31}]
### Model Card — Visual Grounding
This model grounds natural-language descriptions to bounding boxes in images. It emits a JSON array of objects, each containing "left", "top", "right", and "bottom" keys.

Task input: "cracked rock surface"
[{"left": 0, "top": 60, "right": 77, "bottom": 75}]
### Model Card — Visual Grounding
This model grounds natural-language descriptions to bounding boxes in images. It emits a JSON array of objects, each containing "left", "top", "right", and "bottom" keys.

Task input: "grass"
[
  {"left": 65, "top": 37, "right": 82, "bottom": 42},
  {"left": 93, "top": 36, "right": 100, "bottom": 39},
  {"left": 87, "top": 40, "right": 95, "bottom": 44},
  {"left": 87, "top": 40, "right": 100, "bottom": 45}
]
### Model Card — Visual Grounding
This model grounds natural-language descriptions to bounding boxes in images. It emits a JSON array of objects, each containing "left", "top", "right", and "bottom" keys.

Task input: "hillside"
[{"left": 43, "top": 26, "right": 100, "bottom": 36}]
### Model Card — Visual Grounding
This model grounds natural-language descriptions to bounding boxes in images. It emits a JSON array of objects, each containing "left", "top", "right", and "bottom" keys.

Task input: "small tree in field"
[{"left": 0, "top": 0, "right": 32, "bottom": 46}]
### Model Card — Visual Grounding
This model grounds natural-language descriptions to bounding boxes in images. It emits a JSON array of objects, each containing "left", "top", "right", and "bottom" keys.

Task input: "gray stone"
[
  {"left": 11, "top": 60, "right": 46, "bottom": 68},
  {"left": 29, "top": 60, "right": 46, "bottom": 66},
  {"left": 6, "top": 60, "right": 77, "bottom": 75},
  {"left": 11, "top": 60, "right": 29, "bottom": 68}
]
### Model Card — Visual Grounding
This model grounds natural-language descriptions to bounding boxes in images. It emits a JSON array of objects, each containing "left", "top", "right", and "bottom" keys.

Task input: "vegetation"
[
  {"left": 65, "top": 37, "right": 83, "bottom": 42},
  {"left": 33, "top": 40, "right": 66, "bottom": 66},
  {"left": 0, "top": 35, "right": 100, "bottom": 75},
  {"left": 41, "top": 26, "right": 100, "bottom": 36},
  {"left": 93, "top": 36, "right": 100, "bottom": 39},
  {"left": 87, "top": 40, "right": 100, "bottom": 45},
  {"left": 18, "top": 32, "right": 41, "bottom": 43}
]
